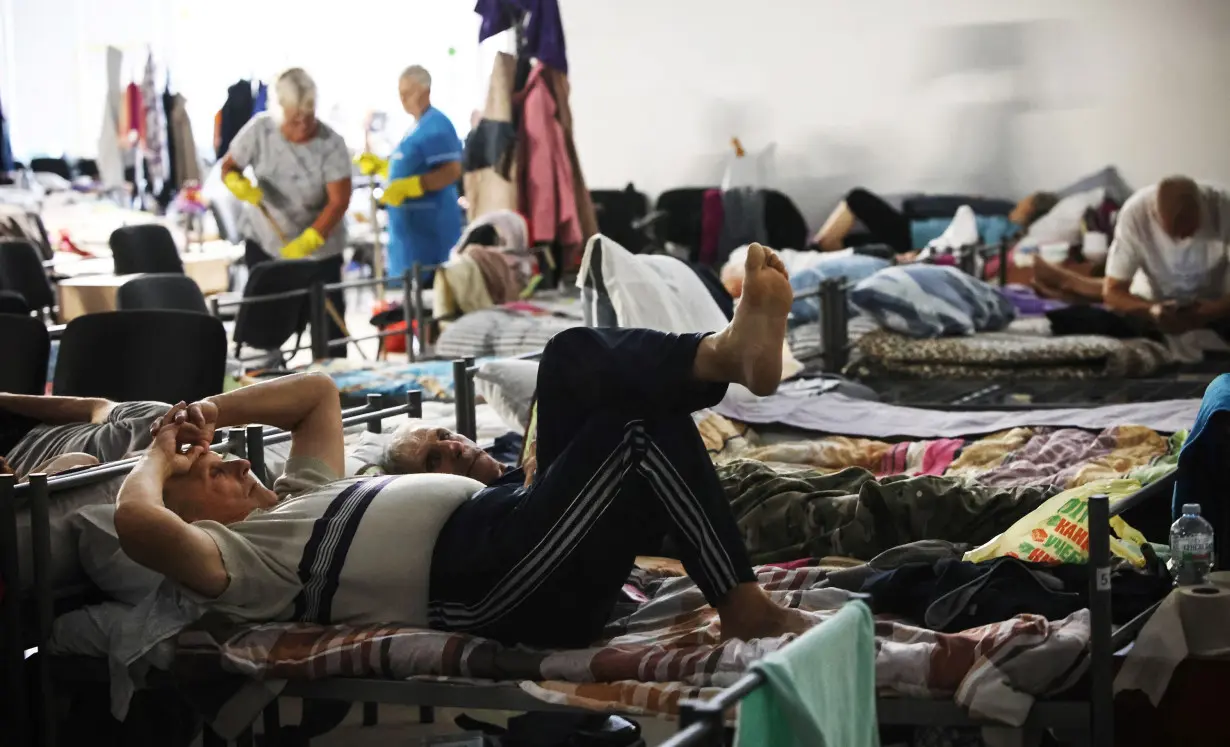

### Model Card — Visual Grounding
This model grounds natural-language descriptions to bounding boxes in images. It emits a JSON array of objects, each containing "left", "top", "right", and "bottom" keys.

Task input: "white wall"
[{"left": 562, "top": 0, "right": 1230, "bottom": 229}]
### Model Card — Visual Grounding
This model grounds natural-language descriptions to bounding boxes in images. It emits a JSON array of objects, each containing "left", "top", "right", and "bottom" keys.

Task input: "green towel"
[{"left": 735, "top": 602, "right": 878, "bottom": 747}]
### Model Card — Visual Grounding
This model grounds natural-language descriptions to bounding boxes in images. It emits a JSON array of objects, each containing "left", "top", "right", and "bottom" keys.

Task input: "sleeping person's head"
[
  {"left": 381, "top": 422, "right": 506, "bottom": 484},
  {"left": 1156, "top": 176, "right": 1202, "bottom": 241},
  {"left": 163, "top": 451, "right": 278, "bottom": 525}
]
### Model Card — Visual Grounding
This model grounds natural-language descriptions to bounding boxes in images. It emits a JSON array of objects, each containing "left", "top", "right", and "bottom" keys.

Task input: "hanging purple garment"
[
  {"left": 998, "top": 284, "right": 1069, "bottom": 316},
  {"left": 475, "top": 0, "right": 568, "bottom": 74},
  {"left": 698, "top": 189, "right": 724, "bottom": 266}
]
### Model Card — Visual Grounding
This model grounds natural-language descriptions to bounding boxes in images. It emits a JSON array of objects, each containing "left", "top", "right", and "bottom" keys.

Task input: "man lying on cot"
[
  {"left": 115, "top": 243, "right": 814, "bottom": 646},
  {"left": 0, "top": 397, "right": 171, "bottom": 480}
]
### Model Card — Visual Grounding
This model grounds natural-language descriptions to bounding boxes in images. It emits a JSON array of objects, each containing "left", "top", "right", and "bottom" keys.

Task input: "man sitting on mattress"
[
  {"left": 115, "top": 243, "right": 814, "bottom": 647},
  {"left": 1102, "top": 175, "right": 1230, "bottom": 335}
]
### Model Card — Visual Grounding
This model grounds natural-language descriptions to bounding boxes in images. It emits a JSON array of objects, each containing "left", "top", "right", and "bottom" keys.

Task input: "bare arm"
[
  {"left": 0, "top": 393, "right": 117, "bottom": 424},
  {"left": 1102, "top": 277, "right": 1154, "bottom": 317},
  {"left": 310, "top": 177, "right": 352, "bottom": 240},
  {"left": 114, "top": 422, "right": 228, "bottom": 598},
  {"left": 419, "top": 161, "right": 462, "bottom": 193},
  {"left": 201, "top": 373, "right": 343, "bottom": 476},
  {"left": 1192, "top": 295, "right": 1230, "bottom": 325}
]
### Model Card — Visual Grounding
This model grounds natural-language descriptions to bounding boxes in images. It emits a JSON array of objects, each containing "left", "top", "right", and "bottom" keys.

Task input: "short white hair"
[
  {"left": 399, "top": 65, "right": 432, "bottom": 90},
  {"left": 276, "top": 67, "right": 317, "bottom": 113}
]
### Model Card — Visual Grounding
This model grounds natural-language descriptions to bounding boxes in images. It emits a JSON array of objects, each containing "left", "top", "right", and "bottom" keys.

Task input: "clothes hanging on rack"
[
  {"left": 96, "top": 46, "right": 126, "bottom": 188},
  {"left": 160, "top": 86, "right": 178, "bottom": 202},
  {"left": 475, "top": 0, "right": 568, "bottom": 74},
  {"left": 217, "top": 80, "right": 255, "bottom": 159},
  {"left": 168, "top": 94, "right": 201, "bottom": 187},
  {"left": 541, "top": 64, "right": 597, "bottom": 259},
  {"left": 513, "top": 62, "right": 580, "bottom": 249},
  {"left": 0, "top": 93, "right": 13, "bottom": 173},
  {"left": 141, "top": 52, "right": 166, "bottom": 189},
  {"left": 122, "top": 82, "right": 144, "bottom": 141},
  {"left": 463, "top": 52, "right": 519, "bottom": 222}
]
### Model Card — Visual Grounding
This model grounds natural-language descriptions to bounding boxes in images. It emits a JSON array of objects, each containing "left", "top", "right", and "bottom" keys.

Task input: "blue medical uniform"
[{"left": 386, "top": 107, "right": 465, "bottom": 281}]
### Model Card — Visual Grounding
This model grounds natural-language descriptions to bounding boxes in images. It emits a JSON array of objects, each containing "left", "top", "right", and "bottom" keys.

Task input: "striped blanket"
[{"left": 171, "top": 563, "right": 1090, "bottom": 738}]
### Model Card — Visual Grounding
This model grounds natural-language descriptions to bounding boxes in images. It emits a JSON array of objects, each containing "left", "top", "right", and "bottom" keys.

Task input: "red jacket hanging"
[{"left": 514, "top": 63, "right": 581, "bottom": 249}]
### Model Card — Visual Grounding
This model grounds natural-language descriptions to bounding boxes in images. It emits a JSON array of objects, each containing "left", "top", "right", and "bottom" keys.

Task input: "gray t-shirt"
[
  {"left": 5, "top": 401, "right": 169, "bottom": 477},
  {"left": 227, "top": 114, "right": 351, "bottom": 259}
]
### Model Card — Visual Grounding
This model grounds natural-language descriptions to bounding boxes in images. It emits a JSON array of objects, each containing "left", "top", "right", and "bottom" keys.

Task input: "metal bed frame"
[
  {"left": 208, "top": 261, "right": 437, "bottom": 367},
  {"left": 445, "top": 352, "right": 1174, "bottom": 747}
]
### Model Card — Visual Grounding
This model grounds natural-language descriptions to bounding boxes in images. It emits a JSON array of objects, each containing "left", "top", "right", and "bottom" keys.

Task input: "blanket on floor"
[
  {"left": 170, "top": 564, "right": 1090, "bottom": 736},
  {"left": 849, "top": 329, "right": 1173, "bottom": 379},
  {"left": 302, "top": 357, "right": 493, "bottom": 401}
]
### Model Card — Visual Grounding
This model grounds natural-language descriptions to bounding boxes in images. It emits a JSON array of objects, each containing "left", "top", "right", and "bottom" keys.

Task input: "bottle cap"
[{"left": 1183, "top": 503, "right": 1202, "bottom": 516}]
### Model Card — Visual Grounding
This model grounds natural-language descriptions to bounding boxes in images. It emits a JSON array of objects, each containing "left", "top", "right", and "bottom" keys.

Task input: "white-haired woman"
[{"left": 220, "top": 67, "right": 353, "bottom": 356}]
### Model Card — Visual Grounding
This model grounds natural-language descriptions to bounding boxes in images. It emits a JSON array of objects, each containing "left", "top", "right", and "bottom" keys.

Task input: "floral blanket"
[
  {"left": 695, "top": 409, "right": 1185, "bottom": 492},
  {"left": 171, "top": 564, "right": 1090, "bottom": 737}
]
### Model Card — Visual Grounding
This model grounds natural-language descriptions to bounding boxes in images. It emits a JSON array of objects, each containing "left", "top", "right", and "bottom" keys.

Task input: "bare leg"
[
  {"left": 694, "top": 243, "right": 793, "bottom": 396},
  {"left": 1033, "top": 258, "right": 1105, "bottom": 302},
  {"left": 813, "top": 201, "right": 856, "bottom": 252}
]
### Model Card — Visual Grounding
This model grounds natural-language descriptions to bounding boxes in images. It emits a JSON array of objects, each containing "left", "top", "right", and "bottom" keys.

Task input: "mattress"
[
  {"left": 435, "top": 298, "right": 585, "bottom": 359},
  {"left": 303, "top": 357, "right": 493, "bottom": 402}
]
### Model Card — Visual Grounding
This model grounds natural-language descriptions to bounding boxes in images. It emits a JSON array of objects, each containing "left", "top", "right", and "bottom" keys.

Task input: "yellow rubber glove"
[
  {"left": 355, "top": 152, "right": 389, "bottom": 178},
  {"left": 280, "top": 227, "right": 325, "bottom": 259},
  {"left": 223, "top": 171, "right": 263, "bottom": 206},
  {"left": 379, "top": 175, "right": 425, "bottom": 207}
]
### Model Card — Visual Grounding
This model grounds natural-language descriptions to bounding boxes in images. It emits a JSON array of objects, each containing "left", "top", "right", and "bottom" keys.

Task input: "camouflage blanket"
[
  {"left": 170, "top": 564, "right": 1090, "bottom": 737},
  {"left": 720, "top": 462, "right": 1059, "bottom": 564}
]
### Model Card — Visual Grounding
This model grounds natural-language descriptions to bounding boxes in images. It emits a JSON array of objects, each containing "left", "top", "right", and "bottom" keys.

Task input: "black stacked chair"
[
  {"left": 53, "top": 310, "right": 226, "bottom": 403},
  {"left": 28, "top": 157, "right": 72, "bottom": 181},
  {"left": 0, "top": 240, "right": 56, "bottom": 317},
  {"left": 109, "top": 224, "right": 184, "bottom": 276},
  {"left": 233, "top": 259, "right": 320, "bottom": 363},
  {"left": 0, "top": 290, "right": 30, "bottom": 315},
  {"left": 591, "top": 184, "right": 650, "bottom": 253},
  {"left": 653, "top": 187, "right": 711, "bottom": 256},
  {"left": 0, "top": 314, "right": 50, "bottom": 395},
  {"left": 117, "top": 274, "right": 208, "bottom": 314}
]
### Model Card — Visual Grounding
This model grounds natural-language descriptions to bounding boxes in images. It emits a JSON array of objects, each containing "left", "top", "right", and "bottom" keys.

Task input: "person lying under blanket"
[{"left": 114, "top": 243, "right": 815, "bottom": 647}]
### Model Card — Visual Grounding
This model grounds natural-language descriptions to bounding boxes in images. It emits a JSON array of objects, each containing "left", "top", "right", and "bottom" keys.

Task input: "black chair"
[
  {"left": 233, "top": 260, "right": 320, "bottom": 362},
  {"left": 763, "top": 189, "right": 810, "bottom": 251},
  {"left": 29, "top": 157, "right": 72, "bottom": 181},
  {"left": 53, "top": 310, "right": 226, "bottom": 403},
  {"left": 0, "top": 314, "right": 50, "bottom": 394},
  {"left": 109, "top": 224, "right": 184, "bottom": 275},
  {"left": 0, "top": 240, "right": 56, "bottom": 316},
  {"left": 117, "top": 274, "right": 208, "bottom": 314},
  {"left": 75, "top": 159, "right": 100, "bottom": 180},
  {"left": 591, "top": 184, "right": 650, "bottom": 253},
  {"left": 0, "top": 290, "right": 30, "bottom": 315},
  {"left": 653, "top": 187, "right": 712, "bottom": 256}
]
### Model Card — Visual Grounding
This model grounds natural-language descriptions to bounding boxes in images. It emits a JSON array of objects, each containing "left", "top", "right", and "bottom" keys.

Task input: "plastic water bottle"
[{"left": 1170, "top": 503, "right": 1215, "bottom": 586}]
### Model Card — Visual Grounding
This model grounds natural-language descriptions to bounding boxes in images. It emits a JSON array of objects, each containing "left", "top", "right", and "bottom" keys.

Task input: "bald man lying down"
[{"left": 116, "top": 244, "right": 811, "bottom": 647}]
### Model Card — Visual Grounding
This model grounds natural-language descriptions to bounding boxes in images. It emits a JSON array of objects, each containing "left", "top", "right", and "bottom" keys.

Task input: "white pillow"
[
  {"left": 577, "top": 234, "right": 728, "bottom": 333},
  {"left": 70, "top": 504, "right": 163, "bottom": 606},
  {"left": 474, "top": 359, "right": 539, "bottom": 433},
  {"left": 1018, "top": 187, "right": 1105, "bottom": 248}
]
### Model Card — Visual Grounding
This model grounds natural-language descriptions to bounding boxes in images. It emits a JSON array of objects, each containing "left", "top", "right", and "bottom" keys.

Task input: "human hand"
[
  {"left": 223, "top": 171, "right": 263, "bottom": 206},
  {"left": 355, "top": 152, "right": 389, "bottom": 178},
  {"left": 378, "top": 175, "right": 424, "bottom": 207},
  {"left": 146, "top": 420, "right": 207, "bottom": 478},
  {"left": 522, "top": 438, "right": 537, "bottom": 487},
  {"left": 151, "top": 401, "right": 217, "bottom": 452},
  {"left": 1150, "top": 301, "right": 1189, "bottom": 334},
  {"left": 280, "top": 227, "right": 325, "bottom": 259}
]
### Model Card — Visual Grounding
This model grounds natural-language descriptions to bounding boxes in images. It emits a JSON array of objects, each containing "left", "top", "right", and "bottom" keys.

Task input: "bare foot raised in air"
[{"left": 712, "top": 243, "right": 793, "bottom": 396}]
